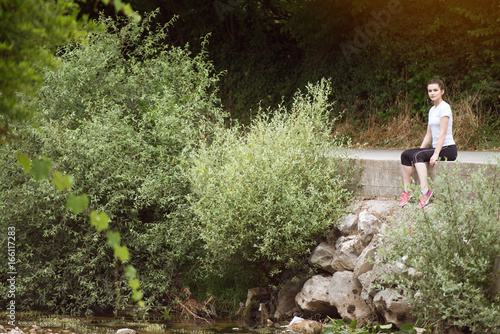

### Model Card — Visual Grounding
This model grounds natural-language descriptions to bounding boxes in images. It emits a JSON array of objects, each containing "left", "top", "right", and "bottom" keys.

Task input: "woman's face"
[{"left": 427, "top": 83, "right": 444, "bottom": 104}]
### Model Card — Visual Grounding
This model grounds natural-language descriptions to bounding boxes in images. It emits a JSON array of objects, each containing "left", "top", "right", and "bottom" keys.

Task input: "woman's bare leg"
[
  {"left": 414, "top": 162, "right": 429, "bottom": 193},
  {"left": 401, "top": 165, "right": 413, "bottom": 192}
]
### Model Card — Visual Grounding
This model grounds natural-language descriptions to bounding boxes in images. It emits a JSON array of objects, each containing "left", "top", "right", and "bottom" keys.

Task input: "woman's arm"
[
  {"left": 420, "top": 125, "right": 432, "bottom": 149},
  {"left": 429, "top": 116, "right": 450, "bottom": 167}
]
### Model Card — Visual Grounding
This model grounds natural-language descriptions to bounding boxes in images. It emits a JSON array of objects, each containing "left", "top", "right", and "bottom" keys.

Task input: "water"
[{"left": 4, "top": 315, "right": 273, "bottom": 334}]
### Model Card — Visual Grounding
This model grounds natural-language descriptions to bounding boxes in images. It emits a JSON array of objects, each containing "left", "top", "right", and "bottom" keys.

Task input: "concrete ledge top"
[{"left": 344, "top": 149, "right": 500, "bottom": 164}]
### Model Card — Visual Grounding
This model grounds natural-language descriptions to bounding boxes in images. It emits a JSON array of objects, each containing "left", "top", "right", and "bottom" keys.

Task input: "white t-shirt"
[{"left": 428, "top": 101, "right": 455, "bottom": 148}]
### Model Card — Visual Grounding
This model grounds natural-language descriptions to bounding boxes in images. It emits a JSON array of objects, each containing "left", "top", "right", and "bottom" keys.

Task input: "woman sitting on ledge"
[{"left": 399, "top": 78, "right": 457, "bottom": 208}]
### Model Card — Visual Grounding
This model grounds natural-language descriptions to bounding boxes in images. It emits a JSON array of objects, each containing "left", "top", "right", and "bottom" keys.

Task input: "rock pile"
[
  {"left": 293, "top": 199, "right": 417, "bottom": 328},
  {"left": 253, "top": 199, "right": 417, "bottom": 329},
  {"left": 294, "top": 199, "right": 417, "bottom": 327}
]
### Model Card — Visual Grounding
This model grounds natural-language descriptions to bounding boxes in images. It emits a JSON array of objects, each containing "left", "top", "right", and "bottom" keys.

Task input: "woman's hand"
[{"left": 430, "top": 154, "right": 439, "bottom": 167}]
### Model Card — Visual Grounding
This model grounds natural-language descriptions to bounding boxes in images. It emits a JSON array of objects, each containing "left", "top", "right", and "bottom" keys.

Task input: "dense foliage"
[
  {"left": 115, "top": 0, "right": 499, "bottom": 136},
  {"left": 185, "top": 79, "right": 354, "bottom": 280},
  {"left": 0, "top": 0, "right": 82, "bottom": 140},
  {"left": 0, "top": 12, "right": 226, "bottom": 314},
  {"left": 0, "top": 0, "right": 138, "bottom": 142},
  {"left": 0, "top": 13, "right": 355, "bottom": 315},
  {"left": 377, "top": 162, "right": 500, "bottom": 333}
]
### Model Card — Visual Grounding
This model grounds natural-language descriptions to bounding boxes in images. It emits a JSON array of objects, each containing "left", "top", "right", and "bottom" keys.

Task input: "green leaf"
[
  {"left": 107, "top": 230, "right": 121, "bottom": 248},
  {"left": 114, "top": 245, "right": 129, "bottom": 261},
  {"left": 90, "top": 211, "right": 109, "bottom": 231},
  {"left": 101, "top": 0, "right": 110, "bottom": 4},
  {"left": 114, "top": 0, "right": 124, "bottom": 12},
  {"left": 17, "top": 153, "right": 31, "bottom": 174},
  {"left": 138, "top": 301, "right": 146, "bottom": 308},
  {"left": 124, "top": 265, "right": 137, "bottom": 279},
  {"left": 131, "top": 12, "right": 142, "bottom": 23},
  {"left": 349, "top": 319, "right": 357, "bottom": 329},
  {"left": 122, "top": 3, "right": 134, "bottom": 16},
  {"left": 52, "top": 171, "right": 74, "bottom": 191},
  {"left": 396, "top": 324, "right": 416, "bottom": 333},
  {"left": 335, "top": 319, "right": 346, "bottom": 327},
  {"left": 132, "top": 289, "right": 143, "bottom": 301},
  {"left": 129, "top": 278, "right": 140, "bottom": 290},
  {"left": 30, "top": 156, "right": 52, "bottom": 181},
  {"left": 66, "top": 194, "right": 89, "bottom": 214},
  {"left": 379, "top": 324, "right": 393, "bottom": 330}
]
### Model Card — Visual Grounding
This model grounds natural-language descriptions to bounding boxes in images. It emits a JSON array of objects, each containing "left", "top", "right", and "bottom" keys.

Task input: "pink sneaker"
[
  {"left": 399, "top": 191, "right": 411, "bottom": 207},
  {"left": 418, "top": 190, "right": 433, "bottom": 208}
]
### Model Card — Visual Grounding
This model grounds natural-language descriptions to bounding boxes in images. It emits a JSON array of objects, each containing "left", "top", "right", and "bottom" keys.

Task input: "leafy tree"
[
  {"left": 0, "top": 0, "right": 82, "bottom": 140},
  {"left": 0, "top": 0, "right": 139, "bottom": 143},
  {"left": 0, "top": 10, "right": 226, "bottom": 314}
]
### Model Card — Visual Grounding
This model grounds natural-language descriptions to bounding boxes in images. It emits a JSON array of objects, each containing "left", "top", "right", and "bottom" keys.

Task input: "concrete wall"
[{"left": 345, "top": 149, "right": 500, "bottom": 198}]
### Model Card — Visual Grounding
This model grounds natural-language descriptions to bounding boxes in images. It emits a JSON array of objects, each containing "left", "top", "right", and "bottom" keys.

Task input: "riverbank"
[{"left": 0, "top": 316, "right": 257, "bottom": 334}]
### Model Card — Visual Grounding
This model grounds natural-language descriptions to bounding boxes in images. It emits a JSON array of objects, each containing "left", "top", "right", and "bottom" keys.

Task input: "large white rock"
[
  {"left": 353, "top": 237, "right": 378, "bottom": 279},
  {"left": 296, "top": 275, "right": 335, "bottom": 315},
  {"left": 357, "top": 211, "right": 382, "bottom": 244},
  {"left": 327, "top": 271, "right": 376, "bottom": 325},
  {"left": 337, "top": 213, "right": 358, "bottom": 236},
  {"left": 116, "top": 329, "right": 136, "bottom": 334},
  {"left": 357, "top": 270, "right": 378, "bottom": 303},
  {"left": 331, "top": 235, "right": 365, "bottom": 272},
  {"left": 371, "top": 261, "right": 409, "bottom": 288},
  {"left": 362, "top": 200, "right": 397, "bottom": 218},
  {"left": 309, "top": 242, "right": 336, "bottom": 273},
  {"left": 373, "top": 289, "right": 416, "bottom": 329},
  {"left": 286, "top": 319, "right": 323, "bottom": 334}
]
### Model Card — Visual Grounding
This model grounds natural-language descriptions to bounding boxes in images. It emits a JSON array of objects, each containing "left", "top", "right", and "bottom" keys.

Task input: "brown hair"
[{"left": 427, "top": 78, "right": 445, "bottom": 91}]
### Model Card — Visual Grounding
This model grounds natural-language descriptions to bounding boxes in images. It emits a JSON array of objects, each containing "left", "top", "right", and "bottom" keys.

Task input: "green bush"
[
  {"left": 185, "top": 79, "right": 354, "bottom": 282},
  {"left": 377, "top": 162, "right": 500, "bottom": 333},
  {"left": 322, "top": 318, "right": 417, "bottom": 334},
  {"left": 0, "top": 11, "right": 226, "bottom": 314}
]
